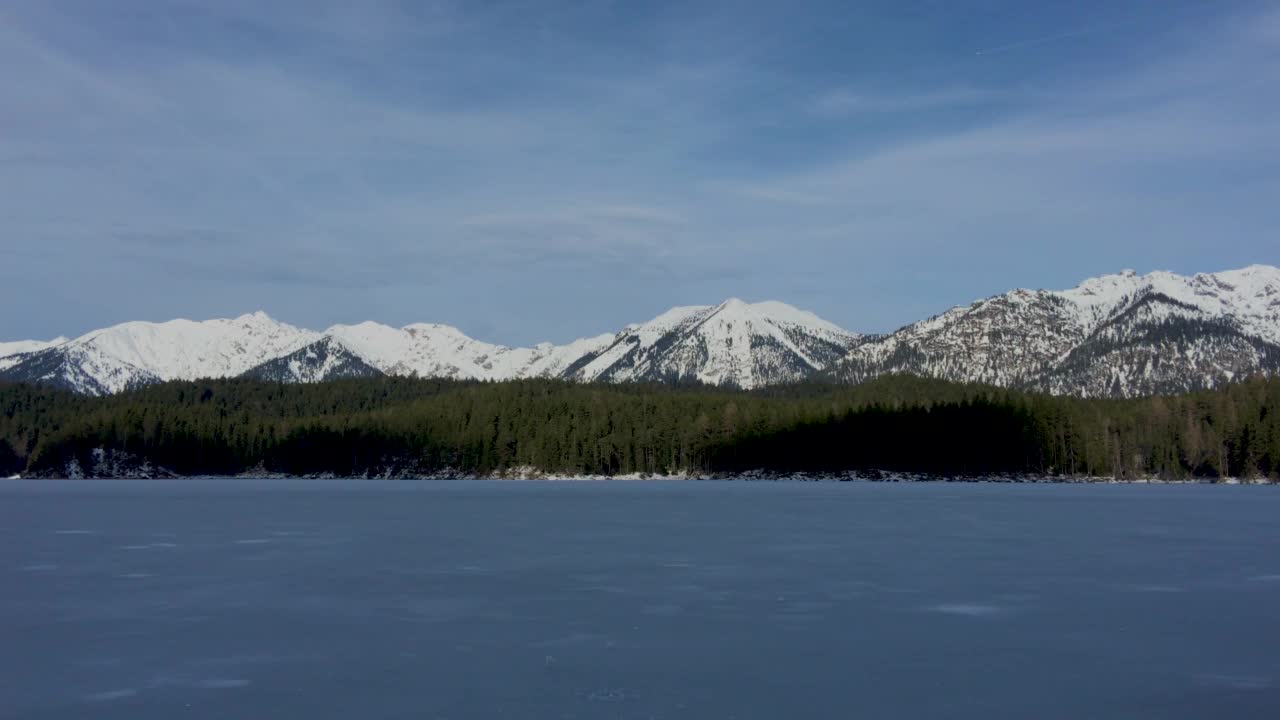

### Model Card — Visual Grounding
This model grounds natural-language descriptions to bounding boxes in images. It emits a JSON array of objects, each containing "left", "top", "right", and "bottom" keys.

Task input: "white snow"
[
  {"left": 837, "top": 264, "right": 1280, "bottom": 396},
  {"left": 325, "top": 322, "right": 616, "bottom": 381},
  {"left": 4, "top": 313, "right": 317, "bottom": 394},
  {"left": 573, "top": 298, "right": 861, "bottom": 388},
  {"left": 0, "top": 337, "right": 68, "bottom": 358},
  {"left": 740, "top": 300, "right": 850, "bottom": 335},
  {"left": 68, "top": 312, "right": 319, "bottom": 385},
  {"left": 0, "top": 336, "right": 69, "bottom": 371},
  {"left": 1055, "top": 265, "right": 1280, "bottom": 342},
  {"left": 320, "top": 299, "right": 857, "bottom": 389},
  {"left": 2, "top": 298, "right": 858, "bottom": 394},
  {"left": 4, "top": 265, "right": 1274, "bottom": 396}
]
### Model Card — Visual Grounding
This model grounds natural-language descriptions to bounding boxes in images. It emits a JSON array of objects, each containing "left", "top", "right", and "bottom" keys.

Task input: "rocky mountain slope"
[
  {"left": 0, "top": 313, "right": 316, "bottom": 395},
  {"left": 826, "top": 265, "right": 1280, "bottom": 397},
  {"left": 0, "top": 301, "right": 858, "bottom": 394},
  {"left": 565, "top": 299, "right": 861, "bottom": 387},
  {"left": 0, "top": 337, "right": 67, "bottom": 373},
  {"left": 3, "top": 266, "right": 1276, "bottom": 397},
  {"left": 239, "top": 336, "right": 384, "bottom": 384}
]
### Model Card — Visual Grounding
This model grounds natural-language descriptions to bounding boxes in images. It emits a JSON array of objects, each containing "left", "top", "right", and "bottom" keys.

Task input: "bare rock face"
[
  {"left": 0, "top": 301, "right": 859, "bottom": 393},
  {"left": 4, "top": 265, "right": 1277, "bottom": 398},
  {"left": 826, "top": 266, "right": 1280, "bottom": 397}
]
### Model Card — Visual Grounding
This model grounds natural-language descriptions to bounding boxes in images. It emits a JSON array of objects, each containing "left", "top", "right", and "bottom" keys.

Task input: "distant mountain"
[
  {"left": 565, "top": 299, "right": 861, "bottom": 387},
  {"left": 239, "top": 336, "right": 384, "bottom": 383},
  {"left": 320, "top": 322, "right": 616, "bottom": 382},
  {"left": 826, "top": 265, "right": 1280, "bottom": 397},
  {"left": 0, "top": 313, "right": 317, "bottom": 395},
  {"left": 0, "top": 300, "right": 855, "bottom": 394},
  {"left": 0, "top": 337, "right": 67, "bottom": 373},
  {"left": 257, "top": 300, "right": 857, "bottom": 389},
  {"left": 3, "top": 265, "right": 1277, "bottom": 397}
]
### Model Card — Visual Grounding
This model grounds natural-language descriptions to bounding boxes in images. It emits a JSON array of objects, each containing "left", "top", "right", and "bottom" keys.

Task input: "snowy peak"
[
  {"left": 322, "top": 321, "right": 616, "bottom": 382},
  {"left": 70, "top": 312, "right": 318, "bottom": 384},
  {"left": 3, "top": 267, "right": 1275, "bottom": 398},
  {"left": 0, "top": 313, "right": 318, "bottom": 394},
  {"left": 1048, "top": 265, "right": 1280, "bottom": 344},
  {"left": 830, "top": 265, "right": 1280, "bottom": 397},
  {"left": 241, "top": 336, "right": 384, "bottom": 384},
  {"left": 570, "top": 299, "right": 861, "bottom": 388},
  {"left": 0, "top": 337, "right": 68, "bottom": 358},
  {"left": 715, "top": 298, "right": 850, "bottom": 335},
  {"left": 244, "top": 299, "right": 859, "bottom": 390},
  {"left": 0, "top": 336, "right": 69, "bottom": 373}
]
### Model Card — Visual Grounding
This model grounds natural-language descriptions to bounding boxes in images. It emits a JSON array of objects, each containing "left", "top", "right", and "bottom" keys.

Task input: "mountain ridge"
[
  {"left": 0, "top": 299, "right": 859, "bottom": 394},
  {"left": 826, "top": 265, "right": 1280, "bottom": 397},
  {"left": 3, "top": 265, "right": 1277, "bottom": 397}
]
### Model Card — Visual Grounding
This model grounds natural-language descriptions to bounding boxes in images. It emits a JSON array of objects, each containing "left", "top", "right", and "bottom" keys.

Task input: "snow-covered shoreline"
[
  {"left": 12, "top": 465, "right": 1275, "bottom": 484},
  {"left": 11, "top": 449, "right": 1275, "bottom": 483}
]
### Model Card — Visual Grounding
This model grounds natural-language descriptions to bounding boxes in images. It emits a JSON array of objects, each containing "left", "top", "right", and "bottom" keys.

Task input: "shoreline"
[
  {"left": 10, "top": 450, "right": 1275, "bottom": 484},
  {"left": 10, "top": 468, "right": 1276, "bottom": 484}
]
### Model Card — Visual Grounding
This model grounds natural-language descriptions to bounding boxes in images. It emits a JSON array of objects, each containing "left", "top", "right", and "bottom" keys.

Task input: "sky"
[{"left": 2, "top": 0, "right": 1277, "bottom": 345}]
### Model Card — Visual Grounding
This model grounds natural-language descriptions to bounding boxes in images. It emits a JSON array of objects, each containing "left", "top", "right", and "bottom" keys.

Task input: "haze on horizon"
[{"left": 2, "top": 0, "right": 1277, "bottom": 345}]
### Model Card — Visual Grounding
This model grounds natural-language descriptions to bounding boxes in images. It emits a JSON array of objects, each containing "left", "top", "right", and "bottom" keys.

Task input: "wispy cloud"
[
  {"left": 0, "top": 1, "right": 1275, "bottom": 342},
  {"left": 728, "top": 6, "right": 1280, "bottom": 229}
]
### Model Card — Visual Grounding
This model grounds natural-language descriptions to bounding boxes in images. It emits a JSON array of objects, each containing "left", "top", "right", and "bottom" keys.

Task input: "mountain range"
[
  {"left": 825, "top": 264, "right": 1280, "bottom": 397},
  {"left": 2, "top": 265, "right": 1277, "bottom": 398}
]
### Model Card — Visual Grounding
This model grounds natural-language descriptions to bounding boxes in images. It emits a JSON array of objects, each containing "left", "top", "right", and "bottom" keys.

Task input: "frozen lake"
[{"left": 2, "top": 480, "right": 1278, "bottom": 719}]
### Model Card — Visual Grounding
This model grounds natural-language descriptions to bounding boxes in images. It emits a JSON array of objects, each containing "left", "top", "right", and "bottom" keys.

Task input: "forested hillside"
[{"left": 2, "top": 375, "right": 1277, "bottom": 480}]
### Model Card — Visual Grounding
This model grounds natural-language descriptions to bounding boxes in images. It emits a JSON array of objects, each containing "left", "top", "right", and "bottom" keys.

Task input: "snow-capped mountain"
[
  {"left": 566, "top": 299, "right": 862, "bottom": 387},
  {"left": 251, "top": 301, "right": 856, "bottom": 388},
  {"left": 0, "top": 337, "right": 68, "bottom": 359},
  {"left": 0, "top": 337, "right": 68, "bottom": 372},
  {"left": 240, "top": 336, "right": 384, "bottom": 384},
  {"left": 0, "top": 300, "right": 854, "bottom": 394},
  {"left": 3, "top": 266, "right": 1276, "bottom": 397},
  {"left": 0, "top": 312, "right": 318, "bottom": 395},
  {"left": 319, "top": 322, "right": 616, "bottom": 382},
  {"left": 827, "top": 265, "right": 1280, "bottom": 397}
]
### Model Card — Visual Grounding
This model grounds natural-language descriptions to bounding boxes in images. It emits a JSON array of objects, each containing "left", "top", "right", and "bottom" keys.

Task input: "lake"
[{"left": 1, "top": 480, "right": 1278, "bottom": 719}]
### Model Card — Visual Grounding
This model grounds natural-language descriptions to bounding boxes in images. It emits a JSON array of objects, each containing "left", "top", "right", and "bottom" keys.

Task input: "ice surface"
[{"left": 3, "top": 481, "right": 1279, "bottom": 719}]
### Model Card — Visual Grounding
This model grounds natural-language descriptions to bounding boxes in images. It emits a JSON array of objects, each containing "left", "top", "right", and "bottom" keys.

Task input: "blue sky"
[{"left": 2, "top": 0, "right": 1277, "bottom": 344}]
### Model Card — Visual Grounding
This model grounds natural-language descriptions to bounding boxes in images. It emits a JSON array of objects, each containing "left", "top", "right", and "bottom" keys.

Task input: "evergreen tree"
[{"left": 1, "top": 375, "right": 1276, "bottom": 480}]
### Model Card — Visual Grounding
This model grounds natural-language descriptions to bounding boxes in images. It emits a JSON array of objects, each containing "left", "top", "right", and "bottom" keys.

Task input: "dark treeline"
[{"left": 1, "top": 375, "right": 1278, "bottom": 479}]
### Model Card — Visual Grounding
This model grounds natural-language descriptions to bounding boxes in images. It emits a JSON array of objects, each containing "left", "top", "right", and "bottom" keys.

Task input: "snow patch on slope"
[
  {"left": 1055, "top": 265, "right": 1280, "bottom": 343},
  {"left": 2, "top": 313, "right": 317, "bottom": 394},
  {"left": 0, "top": 337, "right": 69, "bottom": 371},
  {"left": 574, "top": 299, "right": 862, "bottom": 388},
  {"left": 0, "top": 337, "right": 68, "bottom": 358},
  {"left": 832, "top": 265, "right": 1280, "bottom": 397},
  {"left": 325, "top": 322, "right": 616, "bottom": 381}
]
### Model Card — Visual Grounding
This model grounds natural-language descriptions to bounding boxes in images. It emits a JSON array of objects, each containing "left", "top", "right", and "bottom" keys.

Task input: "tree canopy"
[{"left": 2, "top": 375, "right": 1277, "bottom": 480}]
